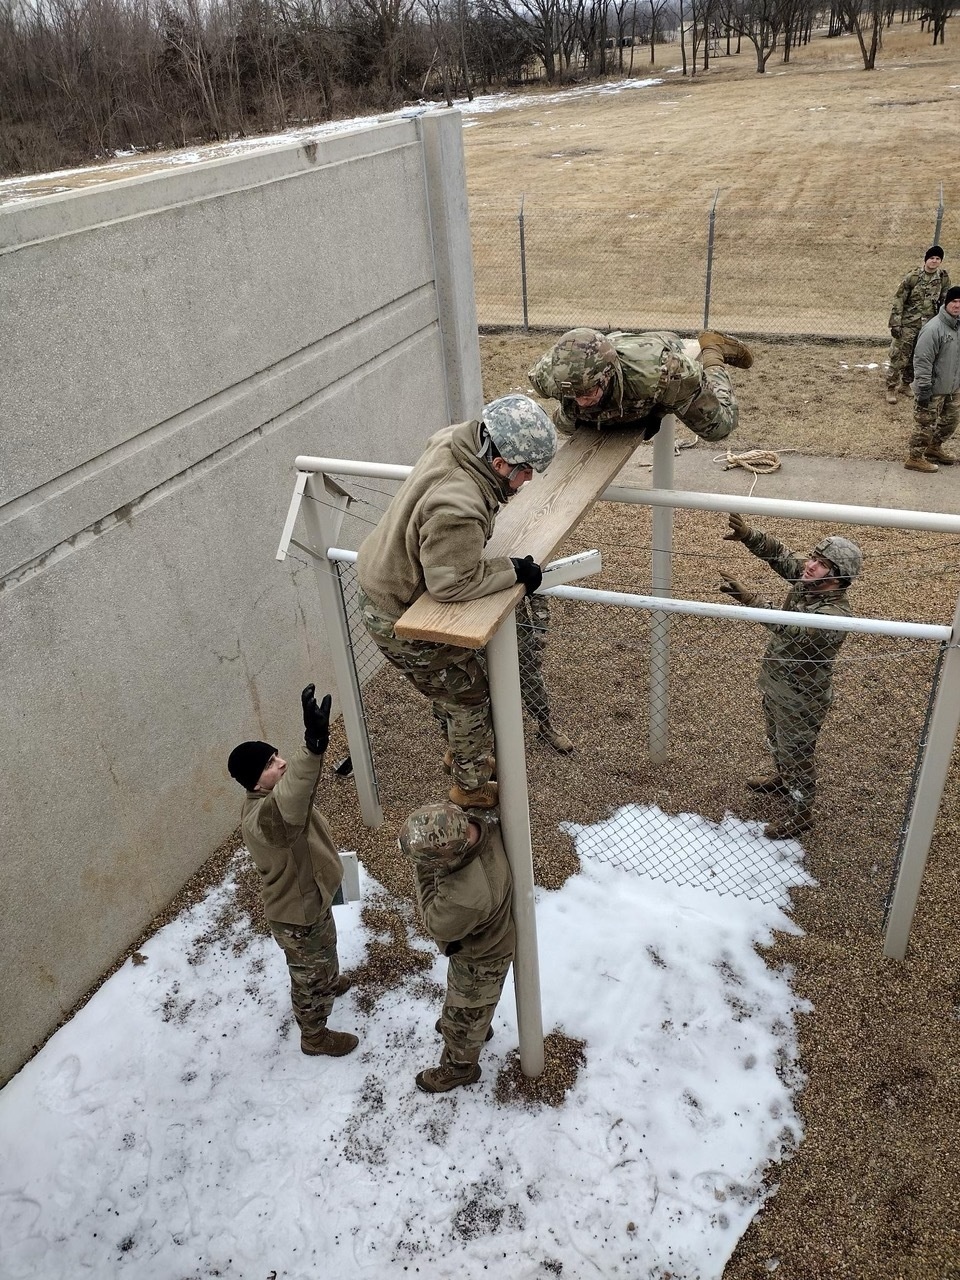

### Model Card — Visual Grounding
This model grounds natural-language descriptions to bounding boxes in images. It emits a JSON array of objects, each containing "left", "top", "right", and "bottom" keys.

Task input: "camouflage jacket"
[
  {"left": 739, "top": 529, "right": 852, "bottom": 706},
  {"left": 356, "top": 419, "right": 517, "bottom": 620},
  {"left": 413, "top": 819, "right": 515, "bottom": 963},
  {"left": 889, "top": 266, "right": 951, "bottom": 332},
  {"left": 240, "top": 744, "right": 342, "bottom": 926},
  {"left": 528, "top": 331, "right": 702, "bottom": 436},
  {"left": 913, "top": 306, "right": 960, "bottom": 399}
]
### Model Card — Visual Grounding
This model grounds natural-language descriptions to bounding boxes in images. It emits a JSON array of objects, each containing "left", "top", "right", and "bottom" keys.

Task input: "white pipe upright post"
[
  {"left": 487, "top": 608, "right": 545, "bottom": 1078},
  {"left": 883, "top": 590, "right": 960, "bottom": 960},
  {"left": 649, "top": 416, "right": 675, "bottom": 763}
]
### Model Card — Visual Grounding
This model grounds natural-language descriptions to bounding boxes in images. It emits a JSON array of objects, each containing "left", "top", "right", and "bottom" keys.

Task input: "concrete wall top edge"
[{"left": 0, "top": 115, "right": 430, "bottom": 252}]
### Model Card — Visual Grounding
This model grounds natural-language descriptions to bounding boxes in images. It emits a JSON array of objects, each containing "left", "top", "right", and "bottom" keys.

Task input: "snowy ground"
[{"left": 0, "top": 806, "right": 811, "bottom": 1279}]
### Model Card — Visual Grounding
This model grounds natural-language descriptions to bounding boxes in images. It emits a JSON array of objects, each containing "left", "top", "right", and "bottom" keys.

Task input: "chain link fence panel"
[{"left": 472, "top": 196, "right": 959, "bottom": 341}]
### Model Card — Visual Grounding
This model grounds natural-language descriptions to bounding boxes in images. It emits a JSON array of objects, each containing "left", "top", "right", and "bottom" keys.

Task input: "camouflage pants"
[
  {"left": 909, "top": 391, "right": 960, "bottom": 456},
  {"left": 887, "top": 327, "right": 922, "bottom": 389},
  {"left": 360, "top": 592, "right": 495, "bottom": 791},
  {"left": 676, "top": 366, "right": 738, "bottom": 443},
  {"left": 269, "top": 909, "right": 341, "bottom": 1039},
  {"left": 761, "top": 686, "right": 829, "bottom": 810},
  {"left": 441, "top": 951, "right": 514, "bottom": 1066}
]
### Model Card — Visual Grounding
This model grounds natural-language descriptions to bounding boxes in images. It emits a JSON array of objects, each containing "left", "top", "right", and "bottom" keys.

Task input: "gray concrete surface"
[
  {"left": 620, "top": 441, "right": 960, "bottom": 515},
  {"left": 0, "top": 111, "right": 482, "bottom": 1084}
]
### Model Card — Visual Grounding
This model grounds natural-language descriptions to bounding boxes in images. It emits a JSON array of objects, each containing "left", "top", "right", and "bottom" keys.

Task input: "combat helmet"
[
  {"left": 549, "top": 327, "right": 620, "bottom": 393},
  {"left": 399, "top": 802, "right": 473, "bottom": 868},
  {"left": 813, "top": 536, "right": 863, "bottom": 582},
  {"left": 481, "top": 395, "right": 557, "bottom": 474}
]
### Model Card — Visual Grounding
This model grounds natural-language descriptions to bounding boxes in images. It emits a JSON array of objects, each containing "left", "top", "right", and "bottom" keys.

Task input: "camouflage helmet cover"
[
  {"left": 399, "top": 802, "right": 472, "bottom": 867},
  {"left": 549, "top": 328, "right": 620, "bottom": 393},
  {"left": 481, "top": 394, "right": 557, "bottom": 473},
  {"left": 813, "top": 535, "right": 863, "bottom": 581}
]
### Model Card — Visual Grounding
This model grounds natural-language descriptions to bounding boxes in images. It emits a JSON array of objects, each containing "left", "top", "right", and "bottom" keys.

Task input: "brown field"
[{"left": 463, "top": 30, "right": 960, "bottom": 1280}]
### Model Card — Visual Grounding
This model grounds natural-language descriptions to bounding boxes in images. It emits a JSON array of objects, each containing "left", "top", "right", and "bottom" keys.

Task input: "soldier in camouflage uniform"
[
  {"left": 400, "top": 802, "right": 515, "bottom": 1094},
  {"left": 720, "top": 517, "right": 862, "bottom": 841},
  {"left": 886, "top": 246, "right": 950, "bottom": 404},
  {"left": 227, "top": 684, "right": 358, "bottom": 1057},
  {"left": 528, "top": 328, "right": 753, "bottom": 442},
  {"left": 357, "top": 396, "right": 558, "bottom": 809},
  {"left": 904, "top": 286, "right": 960, "bottom": 473}
]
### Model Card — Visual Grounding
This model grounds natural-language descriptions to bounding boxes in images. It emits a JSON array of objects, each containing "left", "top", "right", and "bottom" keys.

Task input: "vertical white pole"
[
  {"left": 883, "top": 591, "right": 960, "bottom": 960},
  {"left": 299, "top": 476, "right": 384, "bottom": 829},
  {"left": 487, "top": 608, "right": 545, "bottom": 1078},
  {"left": 649, "top": 415, "right": 676, "bottom": 763}
]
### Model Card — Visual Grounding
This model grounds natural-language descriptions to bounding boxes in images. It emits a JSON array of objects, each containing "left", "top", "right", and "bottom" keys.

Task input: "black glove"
[
  {"left": 723, "top": 513, "right": 752, "bottom": 542},
  {"left": 511, "top": 555, "right": 543, "bottom": 595},
  {"left": 916, "top": 393, "right": 932, "bottom": 409},
  {"left": 640, "top": 411, "right": 663, "bottom": 440},
  {"left": 301, "top": 684, "right": 332, "bottom": 755},
  {"left": 443, "top": 941, "right": 463, "bottom": 956},
  {"left": 890, "top": 325, "right": 902, "bottom": 339}
]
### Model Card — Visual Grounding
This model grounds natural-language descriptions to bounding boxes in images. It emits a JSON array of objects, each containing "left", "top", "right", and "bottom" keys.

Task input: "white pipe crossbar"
[{"left": 325, "top": 548, "right": 949, "bottom": 641}]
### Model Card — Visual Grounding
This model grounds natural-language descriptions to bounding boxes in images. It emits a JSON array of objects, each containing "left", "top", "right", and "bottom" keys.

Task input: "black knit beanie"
[
  {"left": 227, "top": 740, "right": 277, "bottom": 790},
  {"left": 945, "top": 287, "right": 960, "bottom": 306},
  {"left": 925, "top": 245, "right": 945, "bottom": 262}
]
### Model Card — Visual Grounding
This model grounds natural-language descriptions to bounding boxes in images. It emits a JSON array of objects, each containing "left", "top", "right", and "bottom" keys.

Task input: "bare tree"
[{"left": 720, "top": 0, "right": 782, "bottom": 70}]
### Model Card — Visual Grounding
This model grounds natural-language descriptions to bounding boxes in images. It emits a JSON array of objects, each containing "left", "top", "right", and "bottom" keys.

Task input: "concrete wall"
[{"left": 0, "top": 111, "right": 483, "bottom": 1084}]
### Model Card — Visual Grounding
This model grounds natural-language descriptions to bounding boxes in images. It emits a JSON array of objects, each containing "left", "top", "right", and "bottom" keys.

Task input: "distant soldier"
[
  {"left": 528, "top": 328, "right": 753, "bottom": 443},
  {"left": 719, "top": 517, "right": 862, "bottom": 841},
  {"left": 400, "top": 803, "right": 515, "bottom": 1094},
  {"left": 227, "top": 684, "right": 358, "bottom": 1057},
  {"left": 905, "top": 285, "right": 960, "bottom": 473},
  {"left": 886, "top": 246, "right": 950, "bottom": 404},
  {"left": 357, "top": 396, "right": 557, "bottom": 809}
]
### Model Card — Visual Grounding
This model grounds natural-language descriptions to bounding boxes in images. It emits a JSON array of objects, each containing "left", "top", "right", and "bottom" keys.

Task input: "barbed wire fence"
[
  {"left": 471, "top": 191, "right": 958, "bottom": 340},
  {"left": 320, "top": 484, "right": 946, "bottom": 920}
]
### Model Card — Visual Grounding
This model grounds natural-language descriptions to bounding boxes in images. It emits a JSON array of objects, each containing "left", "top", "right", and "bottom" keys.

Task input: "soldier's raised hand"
[
  {"left": 301, "top": 683, "right": 332, "bottom": 755},
  {"left": 718, "top": 573, "right": 754, "bottom": 606},
  {"left": 723, "top": 513, "right": 752, "bottom": 542},
  {"left": 890, "top": 325, "right": 902, "bottom": 339}
]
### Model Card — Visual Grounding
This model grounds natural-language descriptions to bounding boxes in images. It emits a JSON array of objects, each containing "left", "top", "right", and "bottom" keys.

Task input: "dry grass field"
[{"left": 457, "top": 27, "right": 960, "bottom": 1278}]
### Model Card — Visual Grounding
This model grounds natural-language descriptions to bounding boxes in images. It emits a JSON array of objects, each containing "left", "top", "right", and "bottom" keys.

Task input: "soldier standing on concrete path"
[
  {"left": 356, "top": 396, "right": 559, "bottom": 810},
  {"left": 886, "top": 246, "right": 950, "bottom": 404},
  {"left": 719, "top": 517, "right": 862, "bottom": 841},
  {"left": 399, "top": 803, "right": 515, "bottom": 1094},
  {"left": 227, "top": 684, "right": 359, "bottom": 1057},
  {"left": 904, "top": 285, "right": 960, "bottom": 473},
  {"left": 527, "top": 328, "right": 753, "bottom": 443}
]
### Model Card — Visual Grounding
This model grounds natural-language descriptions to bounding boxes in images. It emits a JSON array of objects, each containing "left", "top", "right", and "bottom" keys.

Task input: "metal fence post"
[
  {"left": 883, "top": 589, "right": 960, "bottom": 960},
  {"left": 703, "top": 188, "right": 719, "bottom": 330},
  {"left": 649, "top": 415, "right": 675, "bottom": 763},
  {"left": 518, "top": 195, "right": 529, "bottom": 332},
  {"left": 934, "top": 182, "right": 944, "bottom": 245},
  {"left": 487, "top": 608, "right": 545, "bottom": 1078}
]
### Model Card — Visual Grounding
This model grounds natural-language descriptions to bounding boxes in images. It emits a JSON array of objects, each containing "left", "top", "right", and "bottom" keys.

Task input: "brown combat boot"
[
  {"left": 884, "top": 386, "right": 899, "bottom": 405},
  {"left": 763, "top": 809, "right": 813, "bottom": 840},
  {"left": 448, "top": 781, "right": 499, "bottom": 809},
  {"left": 537, "top": 722, "right": 574, "bottom": 754},
  {"left": 416, "top": 1059, "right": 482, "bottom": 1093},
  {"left": 301, "top": 1027, "right": 359, "bottom": 1057},
  {"left": 697, "top": 330, "right": 754, "bottom": 369},
  {"left": 925, "top": 443, "right": 958, "bottom": 466},
  {"left": 332, "top": 975, "right": 351, "bottom": 997},
  {"left": 905, "top": 455, "right": 938, "bottom": 473},
  {"left": 435, "top": 1017, "right": 494, "bottom": 1042},
  {"left": 745, "top": 771, "right": 785, "bottom": 793}
]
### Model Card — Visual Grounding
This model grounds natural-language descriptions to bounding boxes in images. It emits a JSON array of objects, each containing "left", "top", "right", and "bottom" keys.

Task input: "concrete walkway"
[{"left": 619, "top": 440, "right": 960, "bottom": 516}]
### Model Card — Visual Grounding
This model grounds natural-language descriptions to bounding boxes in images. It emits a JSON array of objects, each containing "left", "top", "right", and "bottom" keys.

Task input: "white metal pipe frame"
[{"left": 286, "top": 451, "right": 960, "bottom": 1077}]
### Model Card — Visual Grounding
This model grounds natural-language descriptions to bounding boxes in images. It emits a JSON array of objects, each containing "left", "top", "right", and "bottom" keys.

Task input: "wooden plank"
[{"left": 394, "top": 427, "right": 646, "bottom": 647}]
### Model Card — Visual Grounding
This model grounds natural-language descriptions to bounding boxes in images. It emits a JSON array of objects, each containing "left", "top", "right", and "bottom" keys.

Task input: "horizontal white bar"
[
  {"left": 295, "top": 456, "right": 413, "bottom": 480},
  {"left": 292, "top": 458, "right": 960, "bottom": 535},
  {"left": 538, "top": 549, "right": 602, "bottom": 588},
  {"left": 325, "top": 547, "right": 949, "bottom": 640},
  {"left": 601, "top": 485, "right": 960, "bottom": 535},
  {"left": 542, "top": 583, "right": 951, "bottom": 641}
]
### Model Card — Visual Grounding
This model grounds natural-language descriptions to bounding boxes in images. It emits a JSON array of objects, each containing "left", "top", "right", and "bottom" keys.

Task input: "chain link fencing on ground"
[
  {"left": 331, "top": 537, "right": 941, "bottom": 917},
  {"left": 471, "top": 195, "right": 960, "bottom": 341}
]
